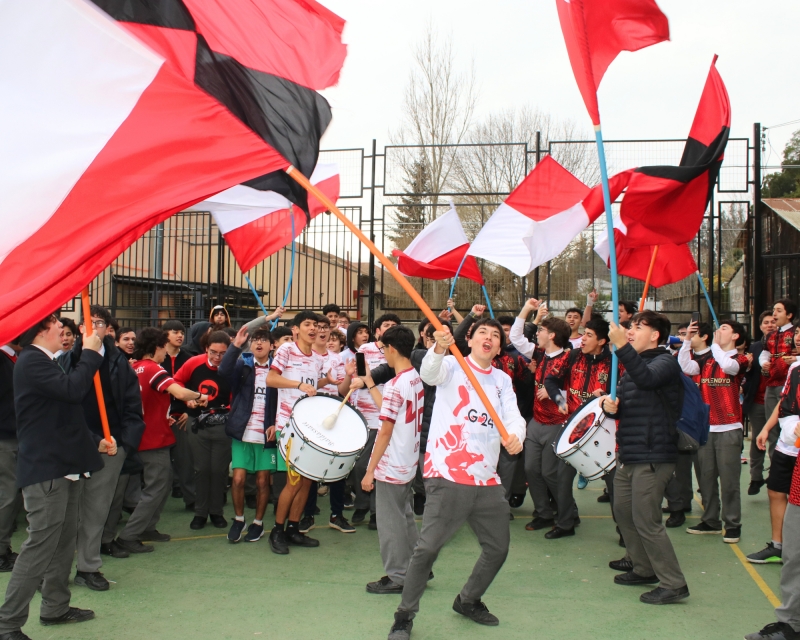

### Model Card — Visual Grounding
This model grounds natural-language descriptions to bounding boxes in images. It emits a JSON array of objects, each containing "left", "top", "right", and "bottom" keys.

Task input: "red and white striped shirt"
[{"left": 375, "top": 368, "right": 424, "bottom": 484}]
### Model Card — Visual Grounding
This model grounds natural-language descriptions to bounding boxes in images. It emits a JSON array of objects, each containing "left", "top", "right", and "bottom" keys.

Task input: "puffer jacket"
[{"left": 604, "top": 344, "right": 682, "bottom": 465}]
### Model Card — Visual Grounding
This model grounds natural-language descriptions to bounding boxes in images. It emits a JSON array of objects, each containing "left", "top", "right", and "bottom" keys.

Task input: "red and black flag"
[{"left": 618, "top": 56, "right": 730, "bottom": 247}]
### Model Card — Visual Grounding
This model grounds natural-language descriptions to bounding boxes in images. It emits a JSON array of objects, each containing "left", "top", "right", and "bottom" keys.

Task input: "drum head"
[
  {"left": 291, "top": 393, "right": 367, "bottom": 454},
  {"left": 556, "top": 396, "right": 605, "bottom": 455}
]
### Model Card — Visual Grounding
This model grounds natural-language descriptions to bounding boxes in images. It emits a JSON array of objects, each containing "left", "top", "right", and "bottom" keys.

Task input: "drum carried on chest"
[
  {"left": 279, "top": 393, "right": 368, "bottom": 482},
  {"left": 554, "top": 396, "right": 617, "bottom": 481}
]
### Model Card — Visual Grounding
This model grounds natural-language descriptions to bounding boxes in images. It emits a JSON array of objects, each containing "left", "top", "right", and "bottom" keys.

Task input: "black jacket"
[
  {"left": 14, "top": 345, "right": 105, "bottom": 487},
  {"left": 58, "top": 336, "right": 145, "bottom": 453},
  {"left": 743, "top": 340, "right": 764, "bottom": 413},
  {"left": 604, "top": 344, "right": 682, "bottom": 465},
  {"left": 0, "top": 351, "right": 16, "bottom": 440}
]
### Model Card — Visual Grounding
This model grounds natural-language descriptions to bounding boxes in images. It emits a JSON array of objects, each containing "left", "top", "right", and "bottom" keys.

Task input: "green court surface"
[{"left": 2, "top": 454, "right": 780, "bottom": 640}]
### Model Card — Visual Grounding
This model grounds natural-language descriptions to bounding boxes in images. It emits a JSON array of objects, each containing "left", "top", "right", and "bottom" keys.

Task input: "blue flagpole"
[
  {"left": 448, "top": 252, "right": 469, "bottom": 311},
  {"left": 595, "top": 125, "right": 620, "bottom": 401},
  {"left": 271, "top": 207, "right": 296, "bottom": 330},
  {"left": 481, "top": 285, "right": 495, "bottom": 319},
  {"left": 696, "top": 270, "right": 720, "bottom": 329},
  {"left": 244, "top": 275, "right": 268, "bottom": 316}
]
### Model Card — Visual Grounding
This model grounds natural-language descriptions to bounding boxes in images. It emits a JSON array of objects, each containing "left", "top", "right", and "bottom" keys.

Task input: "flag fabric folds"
[
  {"left": 555, "top": 0, "right": 670, "bottom": 125},
  {"left": 392, "top": 205, "right": 484, "bottom": 285},
  {"left": 190, "top": 164, "right": 340, "bottom": 273},
  {"left": 0, "top": 0, "right": 345, "bottom": 346}
]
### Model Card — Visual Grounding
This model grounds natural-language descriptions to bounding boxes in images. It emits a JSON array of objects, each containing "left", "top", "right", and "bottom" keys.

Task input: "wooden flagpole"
[
  {"left": 80, "top": 288, "right": 114, "bottom": 448},
  {"left": 286, "top": 166, "right": 511, "bottom": 441},
  {"left": 638, "top": 245, "right": 660, "bottom": 312}
]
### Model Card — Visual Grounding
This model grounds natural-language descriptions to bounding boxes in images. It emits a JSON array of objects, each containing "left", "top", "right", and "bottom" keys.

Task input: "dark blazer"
[
  {"left": 0, "top": 351, "right": 16, "bottom": 440},
  {"left": 743, "top": 340, "right": 764, "bottom": 413},
  {"left": 14, "top": 345, "right": 105, "bottom": 488},
  {"left": 219, "top": 345, "right": 276, "bottom": 445}
]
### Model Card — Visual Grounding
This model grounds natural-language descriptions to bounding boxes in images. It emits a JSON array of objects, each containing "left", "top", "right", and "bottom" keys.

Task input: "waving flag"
[
  {"left": 392, "top": 205, "right": 484, "bottom": 284},
  {"left": 190, "top": 164, "right": 340, "bottom": 272},
  {"left": 468, "top": 157, "right": 629, "bottom": 277},
  {"left": 0, "top": 0, "right": 346, "bottom": 346},
  {"left": 618, "top": 56, "right": 730, "bottom": 247},
  {"left": 555, "top": 0, "right": 670, "bottom": 125}
]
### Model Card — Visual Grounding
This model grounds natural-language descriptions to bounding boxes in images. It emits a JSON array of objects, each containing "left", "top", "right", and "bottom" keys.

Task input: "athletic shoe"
[
  {"left": 100, "top": 541, "right": 130, "bottom": 559},
  {"left": 227, "top": 519, "right": 246, "bottom": 543},
  {"left": 452, "top": 595, "right": 499, "bottom": 626},
  {"left": 544, "top": 526, "right": 575, "bottom": 539},
  {"left": 369, "top": 514, "right": 378, "bottom": 530},
  {"left": 115, "top": 538, "right": 154, "bottom": 554},
  {"left": 74, "top": 571, "right": 109, "bottom": 592},
  {"left": 329, "top": 515, "right": 356, "bottom": 533},
  {"left": 662, "top": 505, "right": 692, "bottom": 513},
  {"left": 269, "top": 528, "right": 290, "bottom": 555},
  {"left": 189, "top": 515, "right": 207, "bottom": 530},
  {"left": 747, "top": 542, "right": 783, "bottom": 564},
  {"left": 287, "top": 530, "right": 320, "bottom": 547},
  {"left": 0, "top": 630, "right": 32, "bottom": 640},
  {"left": 508, "top": 493, "right": 525, "bottom": 508},
  {"left": 744, "top": 622, "right": 799, "bottom": 640},
  {"left": 244, "top": 522, "right": 265, "bottom": 542},
  {"left": 665, "top": 512, "right": 686, "bottom": 528},
  {"left": 387, "top": 611, "right": 413, "bottom": 640},
  {"left": 299, "top": 516, "right": 315, "bottom": 533},
  {"left": 597, "top": 490, "right": 610, "bottom": 503},
  {"left": 210, "top": 514, "right": 227, "bottom": 529},
  {"left": 614, "top": 571, "right": 659, "bottom": 585},
  {"left": 367, "top": 576, "right": 403, "bottom": 594},
  {"left": 0, "top": 550, "right": 18, "bottom": 572},
  {"left": 352, "top": 508, "right": 369, "bottom": 523},
  {"left": 748, "top": 480, "right": 766, "bottom": 496},
  {"left": 525, "top": 517, "right": 554, "bottom": 531},
  {"left": 639, "top": 585, "right": 690, "bottom": 605},
  {"left": 413, "top": 493, "right": 426, "bottom": 516},
  {"left": 343, "top": 493, "right": 355, "bottom": 510},
  {"left": 609, "top": 558, "right": 634, "bottom": 572},
  {"left": 140, "top": 530, "right": 170, "bottom": 542},
  {"left": 577, "top": 474, "right": 588, "bottom": 489},
  {"left": 687, "top": 522, "right": 722, "bottom": 535},
  {"left": 40, "top": 607, "right": 95, "bottom": 626},
  {"left": 724, "top": 527, "right": 742, "bottom": 544},
  {"left": 317, "top": 484, "right": 329, "bottom": 496}
]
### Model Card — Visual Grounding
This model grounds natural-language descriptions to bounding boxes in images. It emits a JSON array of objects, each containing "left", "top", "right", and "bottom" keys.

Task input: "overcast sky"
[{"left": 319, "top": 0, "right": 798, "bottom": 170}]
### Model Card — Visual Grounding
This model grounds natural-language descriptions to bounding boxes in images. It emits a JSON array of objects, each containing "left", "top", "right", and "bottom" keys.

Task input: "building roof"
[{"left": 763, "top": 198, "right": 800, "bottom": 232}]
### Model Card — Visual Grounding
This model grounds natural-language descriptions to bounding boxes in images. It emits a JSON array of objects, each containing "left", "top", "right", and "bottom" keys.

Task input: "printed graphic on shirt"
[
  {"left": 533, "top": 350, "right": 570, "bottom": 425},
  {"left": 694, "top": 351, "right": 749, "bottom": 426},
  {"left": 350, "top": 342, "right": 387, "bottom": 429},
  {"left": 318, "top": 350, "right": 345, "bottom": 396},
  {"left": 271, "top": 342, "right": 324, "bottom": 429},
  {"left": 243, "top": 365, "right": 269, "bottom": 443},
  {"left": 375, "top": 368, "right": 424, "bottom": 484}
]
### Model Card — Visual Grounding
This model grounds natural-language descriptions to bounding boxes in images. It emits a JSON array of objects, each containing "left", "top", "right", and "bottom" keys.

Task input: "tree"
[
  {"left": 763, "top": 128, "right": 800, "bottom": 198},
  {"left": 387, "top": 158, "right": 433, "bottom": 251}
]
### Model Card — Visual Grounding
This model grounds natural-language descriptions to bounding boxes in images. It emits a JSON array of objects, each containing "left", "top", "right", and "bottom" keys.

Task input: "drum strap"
[{"left": 284, "top": 437, "right": 301, "bottom": 486}]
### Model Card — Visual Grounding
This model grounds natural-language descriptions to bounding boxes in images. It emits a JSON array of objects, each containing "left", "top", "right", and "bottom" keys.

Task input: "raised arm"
[
  {"left": 710, "top": 342, "right": 741, "bottom": 376},
  {"left": 678, "top": 340, "right": 700, "bottom": 376}
]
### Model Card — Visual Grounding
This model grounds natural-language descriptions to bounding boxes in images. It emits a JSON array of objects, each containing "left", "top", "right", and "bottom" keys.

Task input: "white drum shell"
[{"left": 555, "top": 398, "right": 617, "bottom": 481}]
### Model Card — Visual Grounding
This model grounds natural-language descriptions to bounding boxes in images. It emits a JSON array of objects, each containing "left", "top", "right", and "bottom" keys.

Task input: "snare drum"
[
  {"left": 555, "top": 397, "right": 617, "bottom": 480},
  {"left": 279, "top": 394, "right": 368, "bottom": 482}
]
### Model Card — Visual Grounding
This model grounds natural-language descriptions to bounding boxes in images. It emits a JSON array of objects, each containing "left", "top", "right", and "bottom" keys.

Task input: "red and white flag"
[
  {"left": 468, "top": 157, "right": 629, "bottom": 277},
  {"left": 189, "top": 164, "right": 340, "bottom": 272},
  {"left": 392, "top": 205, "right": 484, "bottom": 284}
]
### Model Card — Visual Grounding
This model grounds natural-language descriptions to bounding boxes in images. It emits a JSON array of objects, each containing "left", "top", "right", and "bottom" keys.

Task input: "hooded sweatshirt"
[{"left": 208, "top": 305, "right": 232, "bottom": 328}]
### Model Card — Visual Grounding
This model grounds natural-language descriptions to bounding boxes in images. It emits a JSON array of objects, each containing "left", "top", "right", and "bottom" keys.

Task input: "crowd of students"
[{"left": 0, "top": 296, "right": 799, "bottom": 640}]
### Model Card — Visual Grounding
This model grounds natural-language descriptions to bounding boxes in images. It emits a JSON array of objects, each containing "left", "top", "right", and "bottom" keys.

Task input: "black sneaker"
[
  {"left": 367, "top": 576, "right": 403, "bottom": 594},
  {"left": 299, "top": 515, "right": 315, "bottom": 533},
  {"left": 0, "top": 550, "right": 18, "bottom": 572},
  {"left": 352, "top": 508, "right": 369, "bottom": 523},
  {"left": 639, "top": 585, "right": 690, "bottom": 605},
  {"left": 744, "top": 621, "right": 799, "bottom": 640},
  {"left": 269, "top": 528, "right": 290, "bottom": 555},
  {"left": 747, "top": 542, "right": 783, "bottom": 564},
  {"left": 100, "top": 541, "right": 130, "bottom": 559},
  {"left": 287, "top": 530, "right": 320, "bottom": 547},
  {"left": 209, "top": 514, "right": 227, "bottom": 529},
  {"left": 369, "top": 514, "right": 378, "bottom": 530},
  {"left": 525, "top": 517, "right": 554, "bottom": 531},
  {"left": 662, "top": 505, "right": 692, "bottom": 513},
  {"left": 597, "top": 489, "right": 611, "bottom": 503},
  {"left": 413, "top": 493, "right": 425, "bottom": 516},
  {"left": 228, "top": 519, "right": 246, "bottom": 543},
  {"left": 723, "top": 527, "right": 742, "bottom": 543},
  {"left": 686, "top": 522, "right": 722, "bottom": 535},
  {"left": 74, "top": 571, "right": 109, "bottom": 592},
  {"left": 343, "top": 493, "right": 355, "bottom": 510},
  {"left": 40, "top": 607, "right": 95, "bottom": 626},
  {"left": 244, "top": 522, "right": 265, "bottom": 542},
  {"left": 609, "top": 558, "right": 633, "bottom": 572},
  {"left": 329, "top": 515, "right": 356, "bottom": 533},
  {"left": 115, "top": 537, "right": 154, "bottom": 554},
  {"left": 508, "top": 493, "right": 525, "bottom": 508},
  {"left": 665, "top": 512, "right": 686, "bottom": 528},
  {"left": 614, "top": 570, "right": 659, "bottom": 585},
  {"left": 748, "top": 480, "right": 766, "bottom": 496},
  {"left": 0, "top": 630, "right": 32, "bottom": 640},
  {"left": 387, "top": 611, "right": 413, "bottom": 640},
  {"left": 189, "top": 515, "right": 207, "bottom": 530},
  {"left": 452, "top": 594, "right": 499, "bottom": 626},
  {"left": 140, "top": 530, "right": 170, "bottom": 542},
  {"left": 544, "top": 526, "right": 575, "bottom": 539}
]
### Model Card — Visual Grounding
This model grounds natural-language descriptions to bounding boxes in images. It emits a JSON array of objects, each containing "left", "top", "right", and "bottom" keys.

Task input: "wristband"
[
  {"left": 297, "top": 381, "right": 302, "bottom": 389},
  {"left": 368, "top": 385, "right": 376, "bottom": 391}
]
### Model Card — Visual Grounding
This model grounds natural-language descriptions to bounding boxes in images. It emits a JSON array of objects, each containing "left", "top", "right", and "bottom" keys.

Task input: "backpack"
[{"left": 657, "top": 374, "right": 711, "bottom": 452}]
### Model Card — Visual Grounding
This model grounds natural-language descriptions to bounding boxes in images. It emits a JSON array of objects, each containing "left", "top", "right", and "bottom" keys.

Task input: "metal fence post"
[
  {"left": 367, "top": 139, "right": 377, "bottom": 329},
  {"left": 752, "top": 122, "right": 764, "bottom": 335}
]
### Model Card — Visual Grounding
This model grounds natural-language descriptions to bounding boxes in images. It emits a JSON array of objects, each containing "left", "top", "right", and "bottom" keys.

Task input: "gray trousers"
[
  {"left": 188, "top": 421, "right": 231, "bottom": 518},
  {"left": 124, "top": 473, "right": 142, "bottom": 510},
  {"left": 412, "top": 451, "right": 425, "bottom": 498},
  {"left": 398, "top": 478, "right": 509, "bottom": 617},
  {"left": 376, "top": 480, "right": 418, "bottom": 586},
  {"left": 0, "top": 478, "right": 81, "bottom": 633},
  {"left": 120, "top": 448, "right": 171, "bottom": 540},
  {"left": 748, "top": 403, "right": 778, "bottom": 482},
  {"left": 0, "top": 439, "right": 21, "bottom": 551},
  {"left": 172, "top": 423, "right": 195, "bottom": 506},
  {"left": 766, "top": 386, "right": 783, "bottom": 426},
  {"left": 77, "top": 448, "right": 127, "bottom": 573},
  {"left": 524, "top": 419, "right": 578, "bottom": 528},
  {"left": 664, "top": 451, "right": 696, "bottom": 512},
  {"left": 351, "top": 429, "right": 377, "bottom": 514},
  {"left": 776, "top": 502, "right": 800, "bottom": 630},
  {"left": 614, "top": 458, "right": 686, "bottom": 590},
  {"left": 497, "top": 449, "right": 526, "bottom": 501},
  {"left": 697, "top": 429, "right": 742, "bottom": 530},
  {"left": 102, "top": 472, "right": 128, "bottom": 545}
]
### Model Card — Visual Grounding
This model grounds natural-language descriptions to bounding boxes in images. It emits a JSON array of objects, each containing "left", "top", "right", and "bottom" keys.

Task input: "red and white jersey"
[
  {"left": 350, "top": 342, "right": 387, "bottom": 429},
  {"left": 375, "top": 368, "right": 424, "bottom": 484},
  {"left": 421, "top": 349, "right": 526, "bottom": 486},
  {"left": 270, "top": 342, "right": 324, "bottom": 429},
  {"left": 318, "top": 349, "right": 345, "bottom": 396},
  {"left": 242, "top": 364, "right": 269, "bottom": 443}
]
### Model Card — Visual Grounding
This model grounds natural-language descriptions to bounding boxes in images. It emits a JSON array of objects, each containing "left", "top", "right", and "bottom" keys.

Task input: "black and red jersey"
[
  {"left": 692, "top": 350, "right": 749, "bottom": 425},
  {"left": 173, "top": 354, "right": 231, "bottom": 416},
  {"left": 530, "top": 349, "right": 571, "bottom": 425},
  {"left": 779, "top": 364, "right": 800, "bottom": 419},
  {"left": 544, "top": 347, "right": 613, "bottom": 416},
  {"left": 764, "top": 328, "right": 796, "bottom": 388},
  {"left": 493, "top": 352, "right": 527, "bottom": 392}
]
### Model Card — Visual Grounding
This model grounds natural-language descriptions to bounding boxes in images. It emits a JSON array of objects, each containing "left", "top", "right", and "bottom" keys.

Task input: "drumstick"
[{"left": 322, "top": 388, "right": 355, "bottom": 430}]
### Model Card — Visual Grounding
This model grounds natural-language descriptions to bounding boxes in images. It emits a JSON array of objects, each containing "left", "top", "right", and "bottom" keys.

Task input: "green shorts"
[
  {"left": 275, "top": 429, "right": 288, "bottom": 472},
  {"left": 231, "top": 439, "right": 276, "bottom": 473}
]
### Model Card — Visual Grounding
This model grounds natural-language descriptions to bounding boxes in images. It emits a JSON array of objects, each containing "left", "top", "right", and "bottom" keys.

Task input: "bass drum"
[{"left": 554, "top": 396, "right": 617, "bottom": 481}]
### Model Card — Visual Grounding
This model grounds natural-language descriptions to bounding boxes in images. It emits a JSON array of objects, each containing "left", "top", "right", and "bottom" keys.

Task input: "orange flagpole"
[
  {"left": 286, "top": 166, "right": 510, "bottom": 441},
  {"left": 638, "top": 245, "right": 659, "bottom": 312},
  {"left": 80, "top": 288, "right": 114, "bottom": 448}
]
